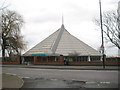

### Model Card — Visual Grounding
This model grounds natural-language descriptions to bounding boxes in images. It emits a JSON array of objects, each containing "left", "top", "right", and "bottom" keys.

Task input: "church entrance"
[{"left": 23, "top": 56, "right": 34, "bottom": 65}]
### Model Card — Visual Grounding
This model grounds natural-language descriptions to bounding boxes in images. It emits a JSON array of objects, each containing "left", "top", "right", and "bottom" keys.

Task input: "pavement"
[{"left": 2, "top": 64, "right": 119, "bottom": 70}]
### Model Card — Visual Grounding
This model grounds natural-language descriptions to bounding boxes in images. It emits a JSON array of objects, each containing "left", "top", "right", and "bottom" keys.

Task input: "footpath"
[{"left": 2, "top": 65, "right": 119, "bottom": 70}]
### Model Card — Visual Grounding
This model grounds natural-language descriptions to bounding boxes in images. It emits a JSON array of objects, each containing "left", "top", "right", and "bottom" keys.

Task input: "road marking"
[
  {"left": 100, "top": 82, "right": 110, "bottom": 84},
  {"left": 5, "top": 73, "right": 30, "bottom": 79},
  {"left": 5, "top": 73, "right": 17, "bottom": 76},
  {"left": 86, "top": 81, "right": 97, "bottom": 84},
  {"left": 23, "top": 77, "right": 30, "bottom": 78}
]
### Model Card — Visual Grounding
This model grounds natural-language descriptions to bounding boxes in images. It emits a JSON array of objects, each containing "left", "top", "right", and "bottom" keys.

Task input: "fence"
[{"left": 1, "top": 56, "right": 20, "bottom": 64}]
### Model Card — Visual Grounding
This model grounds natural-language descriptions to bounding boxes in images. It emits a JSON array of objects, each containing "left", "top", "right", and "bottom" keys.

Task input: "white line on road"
[
  {"left": 5, "top": 73, "right": 17, "bottom": 76},
  {"left": 100, "top": 82, "right": 111, "bottom": 84},
  {"left": 23, "top": 77, "right": 30, "bottom": 79}
]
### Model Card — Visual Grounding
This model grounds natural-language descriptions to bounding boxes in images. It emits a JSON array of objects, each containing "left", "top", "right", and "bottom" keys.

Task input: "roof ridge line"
[{"left": 51, "top": 25, "right": 65, "bottom": 54}]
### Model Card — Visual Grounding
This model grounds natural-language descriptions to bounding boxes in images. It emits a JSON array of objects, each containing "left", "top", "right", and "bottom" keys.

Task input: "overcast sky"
[{"left": 1, "top": 0, "right": 119, "bottom": 56}]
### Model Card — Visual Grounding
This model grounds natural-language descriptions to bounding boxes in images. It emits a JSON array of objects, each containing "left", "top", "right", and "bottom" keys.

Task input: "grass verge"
[{"left": 1, "top": 73, "right": 24, "bottom": 88}]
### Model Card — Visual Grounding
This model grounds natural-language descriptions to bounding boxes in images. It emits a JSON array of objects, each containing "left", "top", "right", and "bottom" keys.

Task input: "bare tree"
[
  {"left": 1, "top": 10, "right": 26, "bottom": 61},
  {"left": 95, "top": 11, "right": 120, "bottom": 49},
  {"left": 0, "top": 0, "right": 9, "bottom": 57}
]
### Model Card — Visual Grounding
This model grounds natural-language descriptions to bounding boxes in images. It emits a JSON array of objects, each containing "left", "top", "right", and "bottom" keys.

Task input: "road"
[{"left": 3, "top": 67, "right": 119, "bottom": 88}]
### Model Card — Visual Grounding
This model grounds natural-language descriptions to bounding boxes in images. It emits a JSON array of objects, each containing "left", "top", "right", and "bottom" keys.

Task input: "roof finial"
[{"left": 61, "top": 14, "right": 65, "bottom": 29}]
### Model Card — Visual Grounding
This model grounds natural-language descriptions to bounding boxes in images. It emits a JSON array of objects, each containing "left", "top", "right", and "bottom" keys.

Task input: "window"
[
  {"left": 48, "top": 56, "right": 58, "bottom": 62},
  {"left": 90, "top": 56, "right": 100, "bottom": 62},
  {"left": 79, "top": 56, "right": 88, "bottom": 62},
  {"left": 37, "top": 56, "right": 47, "bottom": 62},
  {"left": 67, "top": 56, "right": 88, "bottom": 62}
]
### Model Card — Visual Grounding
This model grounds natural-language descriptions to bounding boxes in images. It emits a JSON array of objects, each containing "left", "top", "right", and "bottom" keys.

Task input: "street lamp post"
[{"left": 99, "top": 0, "right": 105, "bottom": 69}]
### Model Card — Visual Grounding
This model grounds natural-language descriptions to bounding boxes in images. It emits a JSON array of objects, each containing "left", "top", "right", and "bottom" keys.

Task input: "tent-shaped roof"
[{"left": 24, "top": 24, "right": 102, "bottom": 56}]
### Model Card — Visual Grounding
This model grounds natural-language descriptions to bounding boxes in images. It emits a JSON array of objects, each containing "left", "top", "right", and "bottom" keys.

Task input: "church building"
[{"left": 23, "top": 24, "right": 102, "bottom": 65}]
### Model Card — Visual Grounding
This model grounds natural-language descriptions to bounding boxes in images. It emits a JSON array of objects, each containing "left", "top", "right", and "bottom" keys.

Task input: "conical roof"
[{"left": 24, "top": 24, "right": 102, "bottom": 56}]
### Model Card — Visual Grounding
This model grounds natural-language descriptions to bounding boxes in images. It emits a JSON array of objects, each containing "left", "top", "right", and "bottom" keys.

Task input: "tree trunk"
[{"left": 2, "top": 33, "right": 5, "bottom": 61}]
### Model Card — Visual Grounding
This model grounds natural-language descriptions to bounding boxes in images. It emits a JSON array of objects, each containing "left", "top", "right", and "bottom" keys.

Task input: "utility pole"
[
  {"left": 118, "top": 1, "right": 120, "bottom": 56},
  {"left": 99, "top": 0, "right": 105, "bottom": 69}
]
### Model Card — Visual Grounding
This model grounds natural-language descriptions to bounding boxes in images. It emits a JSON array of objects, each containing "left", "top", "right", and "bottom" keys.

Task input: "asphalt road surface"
[{"left": 3, "top": 67, "right": 119, "bottom": 88}]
